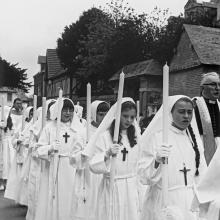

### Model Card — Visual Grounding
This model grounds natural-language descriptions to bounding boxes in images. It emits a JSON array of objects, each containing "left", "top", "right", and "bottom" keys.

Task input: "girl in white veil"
[
  {"left": 138, "top": 95, "right": 207, "bottom": 220},
  {"left": 83, "top": 97, "right": 142, "bottom": 220},
  {"left": 34, "top": 98, "right": 84, "bottom": 220},
  {"left": 26, "top": 100, "right": 56, "bottom": 220}
]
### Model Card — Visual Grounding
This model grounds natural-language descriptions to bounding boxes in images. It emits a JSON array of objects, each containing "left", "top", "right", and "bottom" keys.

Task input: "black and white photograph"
[{"left": 1, "top": 0, "right": 220, "bottom": 219}]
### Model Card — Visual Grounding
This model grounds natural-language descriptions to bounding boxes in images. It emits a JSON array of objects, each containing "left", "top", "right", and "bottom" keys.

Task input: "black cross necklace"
[
  {"left": 63, "top": 132, "right": 70, "bottom": 143},
  {"left": 121, "top": 147, "right": 128, "bottom": 161},
  {"left": 179, "top": 163, "right": 191, "bottom": 186}
]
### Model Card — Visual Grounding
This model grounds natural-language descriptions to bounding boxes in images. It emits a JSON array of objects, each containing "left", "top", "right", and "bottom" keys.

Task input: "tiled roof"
[
  {"left": 184, "top": 24, "right": 220, "bottom": 65},
  {"left": 109, "top": 59, "right": 162, "bottom": 81},
  {"left": 46, "top": 49, "right": 65, "bottom": 79}
]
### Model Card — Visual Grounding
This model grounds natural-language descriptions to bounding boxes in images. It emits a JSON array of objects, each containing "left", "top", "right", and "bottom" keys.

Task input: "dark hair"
[
  {"left": 48, "top": 101, "right": 55, "bottom": 111},
  {"left": 4, "top": 114, "right": 13, "bottom": 132},
  {"left": 13, "top": 98, "right": 22, "bottom": 104},
  {"left": 187, "top": 124, "right": 200, "bottom": 176},
  {"left": 63, "top": 99, "right": 74, "bottom": 110},
  {"left": 171, "top": 97, "right": 193, "bottom": 113},
  {"left": 26, "top": 108, "right": 33, "bottom": 122},
  {"left": 109, "top": 101, "right": 137, "bottom": 148},
  {"left": 97, "top": 102, "right": 110, "bottom": 113}
]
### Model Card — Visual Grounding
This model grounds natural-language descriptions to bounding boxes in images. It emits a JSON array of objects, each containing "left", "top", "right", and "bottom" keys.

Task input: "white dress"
[
  {"left": 90, "top": 129, "right": 141, "bottom": 220},
  {"left": 4, "top": 113, "right": 24, "bottom": 201},
  {"left": 70, "top": 124, "right": 103, "bottom": 220},
  {"left": 138, "top": 125, "right": 207, "bottom": 220},
  {"left": 34, "top": 121, "right": 84, "bottom": 220}
]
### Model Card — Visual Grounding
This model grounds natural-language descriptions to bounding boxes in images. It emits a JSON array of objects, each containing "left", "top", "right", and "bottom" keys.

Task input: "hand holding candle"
[
  {"left": 162, "top": 62, "right": 169, "bottom": 208},
  {"left": 111, "top": 71, "right": 125, "bottom": 188}
]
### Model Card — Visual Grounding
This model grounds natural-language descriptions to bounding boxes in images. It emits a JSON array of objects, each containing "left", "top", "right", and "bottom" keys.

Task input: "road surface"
[{"left": 0, "top": 191, "right": 27, "bottom": 220}]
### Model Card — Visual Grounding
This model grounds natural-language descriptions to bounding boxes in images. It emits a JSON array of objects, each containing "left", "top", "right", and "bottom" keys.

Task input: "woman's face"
[
  {"left": 120, "top": 108, "right": 136, "bottom": 130},
  {"left": 172, "top": 100, "right": 193, "bottom": 130},
  {"left": 61, "top": 107, "right": 74, "bottom": 123}
]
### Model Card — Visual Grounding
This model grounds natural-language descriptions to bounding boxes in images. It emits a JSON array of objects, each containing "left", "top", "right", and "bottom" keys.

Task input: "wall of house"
[
  {"left": 34, "top": 73, "right": 44, "bottom": 97},
  {"left": 47, "top": 76, "right": 70, "bottom": 99},
  {"left": 170, "top": 31, "right": 201, "bottom": 72},
  {"left": 0, "top": 92, "right": 18, "bottom": 107},
  {"left": 170, "top": 66, "right": 204, "bottom": 97},
  {"left": 139, "top": 75, "right": 162, "bottom": 116}
]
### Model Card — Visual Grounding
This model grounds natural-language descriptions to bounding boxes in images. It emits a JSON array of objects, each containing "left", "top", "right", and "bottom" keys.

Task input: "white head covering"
[
  {"left": 200, "top": 72, "right": 220, "bottom": 86},
  {"left": 50, "top": 97, "right": 83, "bottom": 131},
  {"left": 140, "top": 95, "right": 203, "bottom": 150},
  {"left": 23, "top": 106, "right": 33, "bottom": 121},
  {"left": 31, "top": 99, "right": 55, "bottom": 137},
  {"left": 91, "top": 100, "right": 109, "bottom": 122},
  {"left": 140, "top": 95, "right": 188, "bottom": 144},
  {"left": 83, "top": 97, "right": 139, "bottom": 157}
]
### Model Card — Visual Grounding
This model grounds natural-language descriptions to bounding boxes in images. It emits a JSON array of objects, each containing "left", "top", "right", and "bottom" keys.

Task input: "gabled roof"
[
  {"left": 46, "top": 49, "right": 65, "bottom": 79},
  {"left": 184, "top": 24, "right": 220, "bottom": 65},
  {"left": 109, "top": 59, "right": 162, "bottom": 81}
]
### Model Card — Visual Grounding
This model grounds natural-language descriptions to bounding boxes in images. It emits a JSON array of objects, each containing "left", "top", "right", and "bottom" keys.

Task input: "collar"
[
  {"left": 204, "top": 98, "right": 217, "bottom": 104},
  {"left": 170, "top": 124, "right": 186, "bottom": 135}
]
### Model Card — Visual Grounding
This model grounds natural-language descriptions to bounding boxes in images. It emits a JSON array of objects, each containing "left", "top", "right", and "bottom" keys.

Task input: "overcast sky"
[{"left": 0, "top": 0, "right": 206, "bottom": 93}]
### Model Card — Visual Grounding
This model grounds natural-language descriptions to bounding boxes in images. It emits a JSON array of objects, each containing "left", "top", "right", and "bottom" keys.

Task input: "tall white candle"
[
  {"left": 111, "top": 71, "right": 125, "bottom": 188},
  {"left": 86, "top": 83, "right": 91, "bottom": 142},
  {"left": 1, "top": 96, "right": 4, "bottom": 122},
  {"left": 56, "top": 89, "right": 63, "bottom": 135},
  {"left": 136, "top": 100, "right": 140, "bottom": 124},
  {"left": 21, "top": 112, "right": 26, "bottom": 131},
  {"left": 113, "top": 72, "right": 125, "bottom": 142},
  {"left": 33, "top": 95, "right": 37, "bottom": 123},
  {"left": 42, "top": 97, "right": 47, "bottom": 130},
  {"left": 162, "top": 62, "right": 169, "bottom": 207},
  {"left": 163, "top": 63, "right": 169, "bottom": 144}
]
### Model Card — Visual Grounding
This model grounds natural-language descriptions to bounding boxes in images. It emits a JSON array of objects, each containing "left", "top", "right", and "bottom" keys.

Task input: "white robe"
[
  {"left": 90, "top": 129, "right": 141, "bottom": 220},
  {"left": 26, "top": 118, "right": 45, "bottom": 220},
  {"left": 15, "top": 121, "right": 33, "bottom": 206},
  {"left": 26, "top": 131, "right": 42, "bottom": 220},
  {"left": 70, "top": 124, "right": 103, "bottom": 220},
  {"left": 4, "top": 113, "right": 24, "bottom": 201},
  {"left": 34, "top": 121, "right": 84, "bottom": 220},
  {"left": 138, "top": 125, "right": 207, "bottom": 220}
]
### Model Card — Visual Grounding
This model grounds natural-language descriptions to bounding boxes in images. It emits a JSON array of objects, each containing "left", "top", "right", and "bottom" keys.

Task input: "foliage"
[
  {"left": 57, "top": 0, "right": 218, "bottom": 95},
  {"left": 0, "top": 57, "right": 32, "bottom": 92}
]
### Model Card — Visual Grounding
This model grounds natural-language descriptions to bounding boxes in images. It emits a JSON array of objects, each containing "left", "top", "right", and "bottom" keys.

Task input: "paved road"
[{"left": 0, "top": 191, "right": 27, "bottom": 220}]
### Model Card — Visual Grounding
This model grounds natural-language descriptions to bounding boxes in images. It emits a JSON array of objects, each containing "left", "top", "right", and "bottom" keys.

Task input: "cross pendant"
[
  {"left": 179, "top": 163, "right": 191, "bottom": 186},
  {"left": 121, "top": 147, "right": 128, "bottom": 161},
  {"left": 63, "top": 132, "right": 70, "bottom": 143}
]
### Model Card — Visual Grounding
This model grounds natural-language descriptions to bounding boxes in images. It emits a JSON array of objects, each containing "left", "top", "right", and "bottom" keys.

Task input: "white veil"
[{"left": 83, "top": 97, "right": 140, "bottom": 157}]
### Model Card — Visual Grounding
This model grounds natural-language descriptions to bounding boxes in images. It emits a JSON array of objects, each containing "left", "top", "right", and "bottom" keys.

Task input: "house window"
[{"left": 7, "top": 93, "right": 12, "bottom": 102}]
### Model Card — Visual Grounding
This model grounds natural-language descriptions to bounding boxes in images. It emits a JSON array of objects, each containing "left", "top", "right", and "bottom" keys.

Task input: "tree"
[
  {"left": 57, "top": 7, "right": 116, "bottom": 96},
  {"left": 151, "top": 6, "right": 216, "bottom": 64},
  {"left": 57, "top": 0, "right": 217, "bottom": 96},
  {"left": 0, "top": 57, "right": 32, "bottom": 92}
]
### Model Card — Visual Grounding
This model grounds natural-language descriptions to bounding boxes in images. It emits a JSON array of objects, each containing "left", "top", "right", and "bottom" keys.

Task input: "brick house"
[
  {"left": 109, "top": 59, "right": 163, "bottom": 116},
  {"left": 34, "top": 49, "right": 78, "bottom": 105},
  {"left": 185, "top": 0, "right": 220, "bottom": 26},
  {"left": 170, "top": 24, "right": 220, "bottom": 98}
]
